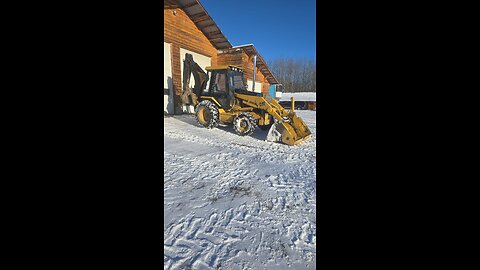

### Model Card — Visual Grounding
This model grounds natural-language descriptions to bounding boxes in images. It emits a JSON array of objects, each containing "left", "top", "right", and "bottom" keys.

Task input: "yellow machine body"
[
  {"left": 198, "top": 93, "right": 311, "bottom": 146},
  {"left": 183, "top": 59, "right": 311, "bottom": 146}
]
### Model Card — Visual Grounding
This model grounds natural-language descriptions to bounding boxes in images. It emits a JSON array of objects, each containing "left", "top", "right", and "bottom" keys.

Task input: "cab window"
[
  {"left": 228, "top": 71, "right": 246, "bottom": 90},
  {"left": 209, "top": 71, "right": 227, "bottom": 94}
]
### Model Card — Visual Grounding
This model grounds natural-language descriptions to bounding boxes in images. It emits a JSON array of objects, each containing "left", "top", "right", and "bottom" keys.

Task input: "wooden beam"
[
  {"left": 193, "top": 16, "right": 210, "bottom": 23},
  {"left": 208, "top": 37, "right": 226, "bottom": 41},
  {"left": 205, "top": 30, "right": 221, "bottom": 36},
  {"left": 213, "top": 42, "right": 230, "bottom": 47},
  {"left": 206, "top": 34, "right": 225, "bottom": 40},
  {"left": 198, "top": 22, "right": 216, "bottom": 29},
  {"left": 182, "top": 2, "right": 198, "bottom": 9},
  {"left": 189, "top": 11, "right": 206, "bottom": 18}
]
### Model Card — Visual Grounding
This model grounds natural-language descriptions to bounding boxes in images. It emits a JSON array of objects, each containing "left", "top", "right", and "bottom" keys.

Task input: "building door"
[
  {"left": 180, "top": 48, "right": 211, "bottom": 113},
  {"left": 164, "top": 42, "right": 173, "bottom": 114},
  {"left": 247, "top": 80, "right": 262, "bottom": 93}
]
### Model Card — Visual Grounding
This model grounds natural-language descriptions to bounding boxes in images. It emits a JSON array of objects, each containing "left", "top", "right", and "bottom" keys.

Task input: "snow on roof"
[
  {"left": 232, "top": 44, "right": 254, "bottom": 48},
  {"left": 280, "top": 92, "right": 316, "bottom": 102}
]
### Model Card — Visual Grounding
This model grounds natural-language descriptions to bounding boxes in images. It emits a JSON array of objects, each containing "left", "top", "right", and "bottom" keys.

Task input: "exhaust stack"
[{"left": 252, "top": 54, "right": 257, "bottom": 92}]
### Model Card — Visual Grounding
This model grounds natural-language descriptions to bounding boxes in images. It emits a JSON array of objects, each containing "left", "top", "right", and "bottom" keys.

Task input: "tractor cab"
[{"left": 201, "top": 65, "right": 247, "bottom": 110}]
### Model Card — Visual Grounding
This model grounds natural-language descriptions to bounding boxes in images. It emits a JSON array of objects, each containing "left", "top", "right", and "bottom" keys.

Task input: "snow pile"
[
  {"left": 280, "top": 92, "right": 316, "bottom": 102},
  {"left": 164, "top": 111, "right": 316, "bottom": 270}
]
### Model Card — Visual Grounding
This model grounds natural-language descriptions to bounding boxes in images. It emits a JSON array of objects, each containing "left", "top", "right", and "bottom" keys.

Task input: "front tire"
[
  {"left": 195, "top": 100, "right": 219, "bottom": 129},
  {"left": 233, "top": 112, "right": 257, "bottom": 136}
]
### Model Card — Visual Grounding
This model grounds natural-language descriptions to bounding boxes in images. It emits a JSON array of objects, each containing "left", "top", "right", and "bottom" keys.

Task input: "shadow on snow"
[{"left": 172, "top": 114, "right": 269, "bottom": 142}]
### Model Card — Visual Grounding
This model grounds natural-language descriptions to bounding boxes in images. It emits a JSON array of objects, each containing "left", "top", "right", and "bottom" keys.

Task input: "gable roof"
[
  {"left": 165, "top": 0, "right": 232, "bottom": 49},
  {"left": 220, "top": 44, "right": 280, "bottom": 85}
]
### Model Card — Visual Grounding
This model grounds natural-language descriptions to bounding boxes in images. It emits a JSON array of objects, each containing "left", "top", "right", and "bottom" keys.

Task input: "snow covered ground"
[{"left": 164, "top": 110, "right": 316, "bottom": 270}]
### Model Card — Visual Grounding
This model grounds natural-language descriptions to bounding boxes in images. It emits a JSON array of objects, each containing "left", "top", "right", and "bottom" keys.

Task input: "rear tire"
[
  {"left": 195, "top": 100, "right": 219, "bottom": 129},
  {"left": 233, "top": 112, "right": 257, "bottom": 136}
]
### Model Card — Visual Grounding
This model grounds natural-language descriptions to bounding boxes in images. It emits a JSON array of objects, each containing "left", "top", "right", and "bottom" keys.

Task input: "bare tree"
[{"left": 268, "top": 57, "right": 316, "bottom": 93}]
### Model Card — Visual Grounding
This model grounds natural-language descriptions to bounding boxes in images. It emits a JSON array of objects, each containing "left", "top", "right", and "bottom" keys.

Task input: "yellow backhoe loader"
[{"left": 181, "top": 53, "right": 311, "bottom": 146}]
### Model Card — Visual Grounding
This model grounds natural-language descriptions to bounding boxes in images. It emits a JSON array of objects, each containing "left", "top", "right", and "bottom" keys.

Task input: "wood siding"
[
  {"left": 218, "top": 51, "right": 271, "bottom": 94},
  {"left": 164, "top": 5, "right": 273, "bottom": 114},
  {"left": 164, "top": 7, "right": 218, "bottom": 114}
]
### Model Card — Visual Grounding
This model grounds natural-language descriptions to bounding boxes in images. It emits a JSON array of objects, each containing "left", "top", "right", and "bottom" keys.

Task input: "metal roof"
[
  {"left": 219, "top": 45, "right": 280, "bottom": 85},
  {"left": 174, "top": 0, "right": 232, "bottom": 50}
]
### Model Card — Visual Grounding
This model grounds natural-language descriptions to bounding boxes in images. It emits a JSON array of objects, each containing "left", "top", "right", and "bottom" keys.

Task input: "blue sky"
[{"left": 200, "top": 0, "right": 316, "bottom": 62}]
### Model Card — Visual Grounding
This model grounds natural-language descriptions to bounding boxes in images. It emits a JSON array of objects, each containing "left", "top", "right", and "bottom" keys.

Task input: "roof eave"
[{"left": 176, "top": 0, "right": 232, "bottom": 50}]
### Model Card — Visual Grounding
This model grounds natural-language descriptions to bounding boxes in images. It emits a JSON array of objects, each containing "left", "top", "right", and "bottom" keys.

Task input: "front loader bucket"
[
  {"left": 266, "top": 121, "right": 282, "bottom": 142},
  {"left": 266, "top": 114, "right": 312, "bottom": 146}
]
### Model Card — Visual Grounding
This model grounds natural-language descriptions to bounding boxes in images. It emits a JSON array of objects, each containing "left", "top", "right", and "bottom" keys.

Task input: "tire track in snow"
[
  {"left": 165, "top": 127, "right": 315, "bottom": 165},
  {"left": 164, "top": 111, "right": 316, "bottom": 269},
  {"left": 164, "top": 150, "right": 316, "bottom": 269}
]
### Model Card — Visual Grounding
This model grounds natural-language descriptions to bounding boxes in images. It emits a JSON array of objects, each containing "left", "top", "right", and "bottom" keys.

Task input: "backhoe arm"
[{"left": 181, "top": 53, "right": 208, "bottom": 106}]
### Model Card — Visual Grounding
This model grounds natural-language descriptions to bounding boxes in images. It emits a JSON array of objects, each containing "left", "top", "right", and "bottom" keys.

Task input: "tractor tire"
[
  {"left": 195, "top": 100, "right": 219, "bottom": 129},
  {"left": 233, "top": 112, "right": 257, "bottom": 136}
]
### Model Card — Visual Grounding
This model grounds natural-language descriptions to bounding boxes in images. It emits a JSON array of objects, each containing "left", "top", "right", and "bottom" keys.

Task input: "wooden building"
[
  {"left": 164, "top": 0, "right": 279, "bottom": 114},
  {"left": 279, "top": 92, "right": 317, "bottom": 111},
  {"left": 218, "top": 44, "right": 278, "bottom": 94}
]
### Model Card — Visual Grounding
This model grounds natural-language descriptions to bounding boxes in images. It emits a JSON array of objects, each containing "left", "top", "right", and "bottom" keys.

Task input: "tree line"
[{"left": 267, "top": 58, "right": 316, "bottom": 93}]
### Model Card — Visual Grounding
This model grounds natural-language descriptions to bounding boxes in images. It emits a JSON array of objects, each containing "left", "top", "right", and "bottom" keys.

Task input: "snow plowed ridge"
[{"left": 164, "top": 111, "right": 316, "bottom": 270}]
